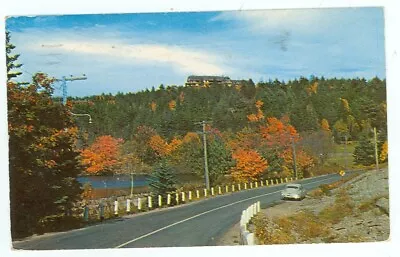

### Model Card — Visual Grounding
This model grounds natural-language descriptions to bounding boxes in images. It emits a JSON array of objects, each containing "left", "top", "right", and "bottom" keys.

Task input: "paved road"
[{"left": 13, "top": 172, "right": 353, "bottom": 250}]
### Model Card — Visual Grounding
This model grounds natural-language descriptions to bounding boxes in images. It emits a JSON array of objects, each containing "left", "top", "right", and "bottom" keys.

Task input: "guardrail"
[
  {"left": 82, "top": 177, "right": 295, "bottom": 222},
  {"left": 240, "top": 201, "right": 261, "bottom": 245}
]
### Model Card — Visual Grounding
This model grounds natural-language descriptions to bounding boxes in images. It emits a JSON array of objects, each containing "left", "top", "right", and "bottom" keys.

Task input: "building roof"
[{"left": 187, "top": 75, "right": 231, "bottom": 81}]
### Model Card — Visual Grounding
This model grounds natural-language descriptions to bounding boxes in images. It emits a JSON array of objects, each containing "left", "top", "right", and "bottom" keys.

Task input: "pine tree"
[
  {"left": 353, "top": 136, "right": 375, "bottom": 166},
  {"left": 148, "top": 161, "right": 177, "bottom": 199}
]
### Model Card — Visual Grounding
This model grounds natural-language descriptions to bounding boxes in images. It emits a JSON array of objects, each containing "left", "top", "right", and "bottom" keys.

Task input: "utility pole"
[
  {"left": 291, "top": 136, "right": 298, "bottom": 179},
  {"left": 374, "top": 127, "right": 379, "bottom": 172},
  {"left": 56, "top": 74, "right": 87, "bottom": 105},
  {"left": 344, "top": 135, "right": 348, "bottom": 171},
  {"left": 196, "top": 121, "right": 211, "bottom": 190}
]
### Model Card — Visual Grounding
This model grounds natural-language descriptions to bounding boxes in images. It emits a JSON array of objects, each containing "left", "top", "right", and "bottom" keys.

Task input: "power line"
[{"left": 55, "top": 74, "right": 87, "bottom": 105}]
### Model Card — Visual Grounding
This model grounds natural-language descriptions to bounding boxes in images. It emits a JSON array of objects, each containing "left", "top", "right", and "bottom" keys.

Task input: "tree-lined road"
[{"left": 13, "top": 172, "right": 353, "bottom": 250}]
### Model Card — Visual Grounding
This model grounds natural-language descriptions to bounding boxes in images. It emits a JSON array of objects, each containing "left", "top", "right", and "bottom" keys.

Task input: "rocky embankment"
[{"left": 217, "top": 169, "right": 389, "bottom": 245}]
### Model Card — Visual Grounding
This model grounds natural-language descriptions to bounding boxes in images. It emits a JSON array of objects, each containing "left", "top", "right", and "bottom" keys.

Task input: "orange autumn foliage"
[
  {"left": 168, "top": 100, "right": 177, "bottom": 111},
  {"left": 231, "top": 149, "right": 268, "bottom": 182},
  {"left": 149, "top": 135, "right": 182, "bottom": 157},
  {"left": 81, "top": 135, "right": 124, "bottom": 174},
  {"left": 247, "top": 100, "right": 265, "bottom": 122},
  {"left": 321, "top": 119, "right": 331, "bottom": 132},
  {"left": 280, "top": 148, "right": 315, "bottom": 175},
  {"left": 260, "top": 117, "right": 299, "bottom": 148},
  {"left": 150, "top": 101, "right": 157, "bottom": 112}
]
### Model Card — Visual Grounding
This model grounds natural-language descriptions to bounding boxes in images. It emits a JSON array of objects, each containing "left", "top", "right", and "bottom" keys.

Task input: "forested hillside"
[
  {"left": 70, "top": 76, "right": 387, "bottom": 183},
  {"left": 72, "top": 77, "right": 386, "bottom": 142}
]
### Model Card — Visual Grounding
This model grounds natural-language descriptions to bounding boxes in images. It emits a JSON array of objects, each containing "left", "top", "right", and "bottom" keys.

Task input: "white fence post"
[
  {"left": 181, "top": 192, "right": 185, "bottom": 202},
  {"left": 232, "top": 184, "right": 235, "bottom": 192},
  {"left": 261, "top": 181, "right": 264, "bottom": 187},
  {"left": 126, "top": 199, "right": 131, "bottom": 213},
  {"left": 148, "top": 196, "right": 152, "bottom": 209},
  {"left": 137, "top": 198, "right": 142, "bottom": 210},
  {"left": 238, "top": 183, "right": 241, "bottom": 190},
  {"left": 255, "top": 182, "right": 258, "bottom": 188},
  {"left": 114, "top": 200, "right": 119, "bottom": 216},
  {"left": 271, "top": 179, "right": 274, "bottom": 185},
  {"left": 290, "top": 177, "right": 293, "bottom": 182},
  {"left": 225, "top": 185, "right": 229, "bottom": 193},
  {"left": 266, "top": 180, "right": 269, "bottom": 186},
  {"left": 250, "top": 182, "right": 253, "bottom": 189},
  {"left": 167, "top": 194, "right": 171, "bottom": 205},
  {"left": 188, "top": 191, "right": 192, "bottom": 201},
  {"left": 158, "top": 195, "right": 162, "bottom": 207},
  {"left": 196, "top": 190, "right": 200, "bottom": 199},
  {"left": 176, "top": 193, "right": 179, "bottom": 204},
  {"left": 211, "top": 187, "right": 215, "bottom": 196},
  {"left": 218, "top": 186, "right": 222, "bottom": 194},
  {"left": 257, "top": 201, "right": 261, "bottom": 213},
  {"left": 244, "top": 183, "right": 247, "bottom": 190},
  {"left": 281, "top": 178, "right": 284, "bottom": 184},
  {"left": 204, "top": 189, "right": 207, "bottom": 197},
  {"left": 285, "top": 177, "right": 288, "bottom": 183}
]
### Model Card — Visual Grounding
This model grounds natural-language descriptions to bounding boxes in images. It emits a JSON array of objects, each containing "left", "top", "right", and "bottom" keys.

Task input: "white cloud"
[
  {"left": 28, "top": 40, "right": 231, "bottom": 75},
  {"left": 210, "top": 8, "right": 331, "bottom": 34}
]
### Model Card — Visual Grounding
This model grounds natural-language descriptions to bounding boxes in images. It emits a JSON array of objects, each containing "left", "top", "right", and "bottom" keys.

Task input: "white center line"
[{"left": 114, "top": 176, "right": 336, "bottom": 248}]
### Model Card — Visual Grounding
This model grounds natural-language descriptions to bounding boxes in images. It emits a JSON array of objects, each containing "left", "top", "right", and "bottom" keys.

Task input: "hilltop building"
[{"left": 185, "top": 75, "right": 243, "bottom": 87}]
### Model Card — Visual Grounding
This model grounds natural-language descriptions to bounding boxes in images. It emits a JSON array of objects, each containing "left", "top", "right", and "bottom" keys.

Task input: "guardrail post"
[
  {"left": 196, "top": 190, "right": 200, "bottom": 199},
  {"left": 275, "top": 179, "right": 279, "bottom": 184},
  {"left": 253, "top": 203, "right": 257, "bottom": 215},
  {"left": 218, "top": 186, "right": 222, "bottom": 194},
  {"left": 232, "top": 184, "right": 235, "bottom": 192},
  {"left": 281, "top": 178, "right": 284, "bottom": 184},
  {"left": 260, "top": 181, "right": 264, "bottom": 187},
  {"left": 271, "top": 179, "right": 274, "bottom": 185},
  {"left": 188, "top": 191, "right": 192, "bottom": 201},
  {"left": 204, "top": 189, "right": 207, "bottom": 197},
  {"left": 255, "top": 182, "right": 258, "bottom": 188},
  {"left": 211, "top": 187, "right": 215, "bottom": 196},
  {"left": 176, "top": 193, "right": 179, "bottom": 204},
  {"left": 158, "top": 195, "right": 162, "bottom": 207},
  {"left": 266, "top": 180, "right": 269, "bottom": 186},
  {"left": 126, "top": 199, "right": 131, "bottom": 213},
  {"left": 148, "top": 196, "right": 152, "bottom": 209},
  {"left": 167, "top": 194, "right": 171, "bottom": 205},
  {"left": 250, "top": 182, "right": 253, "bottom": 189},
  {"left": 114, "top": 200, "right": 119, "bottom": 216},
  {"left": 257, "top": 201, "right": 261, "bottom": 213},
  {"left": 181, "top": 192, "right": 185, "bottom": 202},
  {"left": 238, "top": 183, "right": 241, "bottom": 190},
  {"left": 244, "top": 183, "right": 247, "bottom": 190},
  {"left": 290, "top": 177, "right": 293, "bottom": 182},
  {"left": 138, "top": 198, "right": 142, "bottom": 210},
  {"left": 285, "top": 177, "right": 288, "bottom": 183}
]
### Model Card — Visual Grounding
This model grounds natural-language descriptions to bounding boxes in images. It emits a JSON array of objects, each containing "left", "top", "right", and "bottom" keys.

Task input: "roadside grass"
[
  {"left": 309, "top": 173, "right": 360, "bottom": 199},
  {"left": 254, "top": 210, "right": 331, "bottom": 244},
  {"left": 255, "top": 186, "right": 358, "bottom": 244},
  {"left": 318, "top": 189, "right": 354, "bottom": 224}
]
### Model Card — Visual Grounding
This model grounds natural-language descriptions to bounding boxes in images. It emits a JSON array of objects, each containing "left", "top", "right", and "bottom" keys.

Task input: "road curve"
[{"left": 13, "top": 172, "right": 351, "bottom": 250}]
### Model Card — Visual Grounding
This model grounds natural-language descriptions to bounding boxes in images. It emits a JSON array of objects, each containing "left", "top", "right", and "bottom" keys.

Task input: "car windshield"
[{"left": 286, "top": 185, "right": 300, "bottom": 189}]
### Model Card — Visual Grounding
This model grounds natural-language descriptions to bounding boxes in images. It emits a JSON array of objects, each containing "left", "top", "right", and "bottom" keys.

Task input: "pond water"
[{"left": 77, "top": 174, "right": 149, "bottom": 189}]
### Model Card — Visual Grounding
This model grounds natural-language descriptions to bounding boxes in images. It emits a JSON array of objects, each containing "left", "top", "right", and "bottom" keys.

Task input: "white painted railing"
[
  {"left": 239, "top": 201, "right": 261, "bottom": 245},
  {"left": 85, "top": 177, "right": 293, "bottom": 220}
]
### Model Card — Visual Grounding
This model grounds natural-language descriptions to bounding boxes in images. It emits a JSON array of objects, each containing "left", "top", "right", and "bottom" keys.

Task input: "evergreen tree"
[
  {"left": 6, "top": 31, "right": 26, "bottom": 84},
  {"left": 148, "top": 161, "right": 177, "bottom": 199},
  {"left": 353, "top": 135, "right": 375, "bottom": 166},
  {"left": 8, "top": 73, "right": 82, "bottom": 238}
]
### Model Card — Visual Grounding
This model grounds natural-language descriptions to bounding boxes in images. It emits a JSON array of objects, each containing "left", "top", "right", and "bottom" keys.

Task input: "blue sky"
[{"left": 6, "top": 7, "right": 385, "bottom": 97}]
